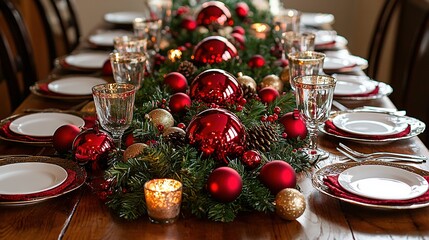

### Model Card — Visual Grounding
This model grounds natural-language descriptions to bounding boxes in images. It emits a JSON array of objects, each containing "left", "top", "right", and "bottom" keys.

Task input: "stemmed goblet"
[
  {"left": 92, "top": 83, "right": 136, "bottom": 149},
  {"left": 294, "top": 75, "right": 337, "bottom": 162}
]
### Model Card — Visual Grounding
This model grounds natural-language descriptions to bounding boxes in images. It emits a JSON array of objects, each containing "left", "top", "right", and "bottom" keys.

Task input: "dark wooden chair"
[
  {"left": 0, "top": 0, "right": 38, "bottom": 110},
  {"left": 390, "top": 0, "right": 429, "bottom": 145},
  {"left": 34, "top": 0, "right": 81, "bottom": 67}
]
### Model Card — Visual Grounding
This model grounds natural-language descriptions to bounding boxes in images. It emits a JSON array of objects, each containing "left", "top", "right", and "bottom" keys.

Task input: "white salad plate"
[
  {"left": 0, "top": 162, "right": 68, "bottom": 195},
  {"left": 331, "top": 74, "right": 392, "bottom": 100},
  {"left": 332, "top": 112, "right": 409, "bottom": 136},
  {"left": 64, "top": 52, "right": 109, "bottom": 69},
  {"left": 324, "top": 57, "right": 356, "bottom": 71},
  {"left": 88, "top": 30, "right": 133, "bottom": 47},
  {"left": 9, "top": 112, "right": 85, "bottom": 137},
  {"left": 104, "top": 11, "right": 146, "bottom": 25},
  {"left": 334, "top": 75, "right": 377, "bottom": 96},
  {"left": 338, "top": 165, "right": 428, "bottom": 200},
  {"left": 314, "top": 30, "right": 337, "bottom": 45},
  {"left": 48, "top": 77, "right": 107, "bottom": 95},
  {"left": 301, "top": 13, "right": 335, "bottom": 27}
]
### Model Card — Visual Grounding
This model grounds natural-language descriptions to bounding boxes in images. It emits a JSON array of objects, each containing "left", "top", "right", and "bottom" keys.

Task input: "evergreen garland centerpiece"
[{"left": 75, "top": 0, "right": 313, "bottom": 222}]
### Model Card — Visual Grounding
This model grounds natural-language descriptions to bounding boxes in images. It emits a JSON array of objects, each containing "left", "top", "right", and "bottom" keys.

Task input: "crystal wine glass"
[
  {"left": 110, "top": 52, "right": 147, "bottom": 90},
  {"left": 294, "top": 75, "right": 337, "bottom": 162},
  {"left": 92, "top": 83, "right": 136, "bottom": 149}
]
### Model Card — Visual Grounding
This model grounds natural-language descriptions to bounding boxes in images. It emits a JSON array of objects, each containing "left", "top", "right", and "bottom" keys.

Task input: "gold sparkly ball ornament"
[
  {"left": 123, "top": 143, "right": 148, "bottom": 161},
  {"left": 280, "top": 67, "right": 290, "bottom": 85},
  {"left": 162, "top": 126, "right": 186, "bottom": 137},
  {"left": 236, "top": 72, "right": 257, "bottom": 92},
  {"left": 261, "top": 74, "right": 284, "bottom": 92},
  {"left": 147, "top": 109, "right": 175, "bottom": 130},
  {"left": 275, "top": 188, "right": 306, "bottom": 221}
]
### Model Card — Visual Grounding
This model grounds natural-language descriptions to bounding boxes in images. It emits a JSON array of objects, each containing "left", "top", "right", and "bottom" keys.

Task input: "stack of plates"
[
  {"left": 332, "top": 74, "right": 393, "bottom": 100},
  {"left": 58, "top": 52, "right": 110, "bottom": 72}
]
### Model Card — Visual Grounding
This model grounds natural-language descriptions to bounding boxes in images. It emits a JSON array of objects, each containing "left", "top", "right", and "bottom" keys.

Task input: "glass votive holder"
[
  {"left": 110, "top": 52, "right": 147, "bottom": 90},
  {"left": 113, "top": 35, "right": 147, "bottom": 53},
  {"left": 273, "top": 8, "right": 301, "bottom": 33},
  {"left": 282, "top": 31, "right": 315, "bottom": 55},
  {"left": 144, "top": 178, "right": 182, "bottom": 224},
  {"left": 133, "top": 18, "right": 162, "bottom": 52},
  {"left": 287, "top": 51, "right": 326, "bottom": 90},
  {"left": 250, "top": 23, "right": 271, "bottom": 39}
]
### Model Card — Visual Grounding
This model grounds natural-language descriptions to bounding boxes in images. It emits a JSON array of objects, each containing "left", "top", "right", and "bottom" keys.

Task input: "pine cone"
[
  {"left": 164, "top": 131, "right": 187, "bottom": 146},
  {"left": 246, "top": 122, "right": 279, "bottom": 152},
  {"left": 177, "top": 61, "right": 197, "bottom": 79},
  {"left": 241, "top": 84, "right": 258, "bottom": 100}
]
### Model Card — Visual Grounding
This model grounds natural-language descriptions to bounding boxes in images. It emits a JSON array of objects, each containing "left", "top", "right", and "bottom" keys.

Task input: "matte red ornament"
[
  {"left": 181, "top": 16, "right": 197, "bottom": 31},
  {"left": 53, "top": 124, "right": 81, "bottom": 153},
  {"left": 164, "top": 72, "right": 188, "bottom": 93},
  {"left": 231, "top": 32, "right": 246, "bottom": 49},
  {"left": 232, "top": 26, "right": 245, "bottom": 35},
  {"left": 207, "top": 167, "right": 243, "bottom": 202},
  {"left": 186, "top": 108, "right": 246, "bottom": 163},
  {"left": 247, "top": 55, "right": 266, "bottom": 68},
  {"left": 193, "top": 36, "right": 238, "bottom": 65},
  {"left": 196, "top": 1, "right": 233, "bottom": 27},
  {"left": 189, "top": 69, "right": 243, "bottom": 105},
  {"left": 102, "top": 59, "right": 112, "bottom": 76},
  {"left": 72, "top": 127, "right": 115, "bottom": 171},
  {"left": 241, "top": 150, "right": 261, "bottom": 169},
  {"left": 279, "top": 109, "right": 308, "bottom": 140},
  {"left": 124, "top": 133, "right": 135, "bottom": 148},
  {"left": 258, "top": 87, "right": 280, "bottom": 104},
  {"left": 259, "top": 160, "right": 297, "bottom": 194},
  {"left": 235, "top": 2, "right": 249, "bottom": 18},
  {"left": 169, "top": 92, "right": 192, "bottom": 114}
]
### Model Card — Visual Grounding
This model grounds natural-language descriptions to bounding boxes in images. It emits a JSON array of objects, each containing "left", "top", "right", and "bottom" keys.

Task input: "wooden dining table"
[{"left": 1, "top": 15, "right": 429, "bottom": 240}]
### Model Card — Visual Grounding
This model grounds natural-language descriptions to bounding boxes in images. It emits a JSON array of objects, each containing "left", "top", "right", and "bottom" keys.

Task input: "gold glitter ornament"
[
  {"left": 162, "top": 126, "right": 186, "bottom": 137},
  {"left": 275, "top": 188, "right": 306, "bottom": 220},
  {"left": 147, "top": 109, "right": 175, "bottom": 130},
  {"left": 123, "top": 143, "right": 148, "bottom": 161},
  {"left": 280, "top": 67, "right": 290, "bottom": 85},
  {"left": 237, "top": 72, "right": 257, "bottom": 92},
  {"left": 261, "top": 74, "right": 283, "bottom": 92}
]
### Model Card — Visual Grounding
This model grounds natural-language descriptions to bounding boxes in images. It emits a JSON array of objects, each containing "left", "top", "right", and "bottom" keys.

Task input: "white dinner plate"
[
  {"left": 301, "top": 13, "right": 335, "bottom": 27},
  {"left": 315, "top": 35, "right": 348, "bottom": 50},
  {"left": 334, "top": 75, "right": 377, "bottom": 96},
  {"left": 64, "top": 52, "right": 109, "bottom": 69},
  {"left": 9, "top": 113, "right": 85, "bottom": 137},
  {"left": 338, "top": 165, "right": 428, "bottom": 200},
  {"left": 48, "top": 77, "right": 107, "bottom": 95},
  {"left": 324, "top": 57, "right": 356, "bottom": 71},
  {"left": 88, "top": 30, "right": 133, "bottom": 47},
  {"left": 104, "top": 11, "right": 146, "bottom": 25},
  {"left": 332, "top": 112, "right": 408, "bottom": 136},
  {"left": 0, "top": 162, "right": 68, "bottom": 195},
  {"left": 314, "top": 30, "right": 337, "bottom": 45}
]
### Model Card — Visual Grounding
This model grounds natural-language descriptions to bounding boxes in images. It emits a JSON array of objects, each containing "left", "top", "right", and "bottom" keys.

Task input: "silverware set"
[{"left": 336, "top": 143, "right": 427, "bottom": 163}]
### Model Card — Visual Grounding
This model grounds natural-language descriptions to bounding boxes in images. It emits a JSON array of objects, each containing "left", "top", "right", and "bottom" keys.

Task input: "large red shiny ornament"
[
  {"left": 196, "top": 1, "right": 233, "bottom": 27},
  {"left": 72, "top": 127, "right": 115, "bottom": 171},
  {"left": 258, "top": 87, "right": 280, "bottom": 104},
  {"left": 186, "top": 108, "right": 246, "bottom": 163},
  {"left": 164, "top": 72, "right": 188, "bottom": 93},
  {"left": 169, "top": 92, "right": 192, "bottom": 114},
  {"left": 192, "top": 36, "right": 238, "bottom": 65},
  {"left": 259, "top": 160, "right": 297, "bottom": 194},
  {"left": 189, "top": 69, "right": 242, "bottom": 105},
  {"left": 53, "top": 124, "right": 81, "bottom": 153},
  {"left": 207, "top": 167, "right": 242, "bottom": 202},
  {"left": 279, "top": 109, "right": 308, "bottom": 140}
]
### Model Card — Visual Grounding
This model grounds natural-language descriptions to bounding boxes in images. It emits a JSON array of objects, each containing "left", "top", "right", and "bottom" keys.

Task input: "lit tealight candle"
[
  {"left": 144, "top": 178, "right": 182, "bottom": 224},
  {"left": 250, "top": 23, "right": 271, "bottom": 39},
  {"left": 167, "top": 49, "right": 182, "bottom": 62}
]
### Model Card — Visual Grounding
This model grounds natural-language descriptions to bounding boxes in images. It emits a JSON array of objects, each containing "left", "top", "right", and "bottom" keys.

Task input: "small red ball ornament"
[
  {"left": 189, "top": 69, "right": 243, "bottom": 105},
  {"left": 241, "top": 150, "right": 261, "bottom": 168},
  {"left": 235, "top": 2, "right": 249, "bottom": 18},
  {"left": 248, "top": 55, "right": 266, "bottom": 68},
  {"left": 169, "top": 92, "right": 192, "bottom": 114},
  {"left": 258, "top": 87, "right": 280, "bottom": 104},
  {"left": 186, "top": 108, "right": 246, "bottom": 163},
  {"left": 102, "top": 59, "right": 112, "bottom": 76},
  {"left": 181, "top": 16, "right": 197, "bottom": 31},
  {"left": 72, "top": 127, "right": 115, "bottom": 171},
  {"left": 259, "top": 160, "right": 297, "bottom": 194},
  {"left": 207, "top": 167, "right": 243, "bottom": 202},
  {"left": 279, "top": 109, "right": 308, "bottom": 140},
  {"left": 53, "top": 124, "right": 81, "bottom": 153},
  {"left": 193, "top": 36, "right": 238, "bottom": 65},
  {"left": 196, "top": 1, "right": 233, "bottom": 27},
  {"left": 231, "top": 33, "right": 246, "bottom": 49},
  {"left": 232, "top": 26, "right": 245, "bottom": 35},
  {"left": 164, "top": 72, "right": 188, "bottom": 93}
]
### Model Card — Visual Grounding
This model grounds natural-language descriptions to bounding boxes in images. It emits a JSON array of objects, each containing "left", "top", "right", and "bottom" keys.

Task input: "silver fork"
[
  {"left": 339, "top": 143, "right": 427, "bottom": 160},
  {"left": 336, "top": 147, "right": 426, "bottom": 163}
]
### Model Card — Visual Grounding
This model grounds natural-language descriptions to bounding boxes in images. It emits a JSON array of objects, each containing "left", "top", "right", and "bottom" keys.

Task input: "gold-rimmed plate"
[
  {"left": 312, "top": 161, "right": 429, "bottom": 209},
  {"left": 0, "top": 156, "right": 86, "bottom": 206}
]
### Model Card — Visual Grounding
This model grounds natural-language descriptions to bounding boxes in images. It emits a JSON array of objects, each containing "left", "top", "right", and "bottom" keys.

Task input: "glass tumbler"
[{"left": 282, "top": 31, "right": 316, "bottom": 55}]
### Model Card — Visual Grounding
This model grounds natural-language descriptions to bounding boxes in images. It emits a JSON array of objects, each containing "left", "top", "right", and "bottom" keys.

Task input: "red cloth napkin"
[
  {"left": 0, "top": 169, "right": 76, "bottom": 201},
  {"left": 324, "top": 175, "right": 429, "bottom": 205},
  {"left": 335, "top": 85, "right": 380, "bottom": 98},
  {"left": 324, "top": 120, "right": 411, "bottom": 140}
]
